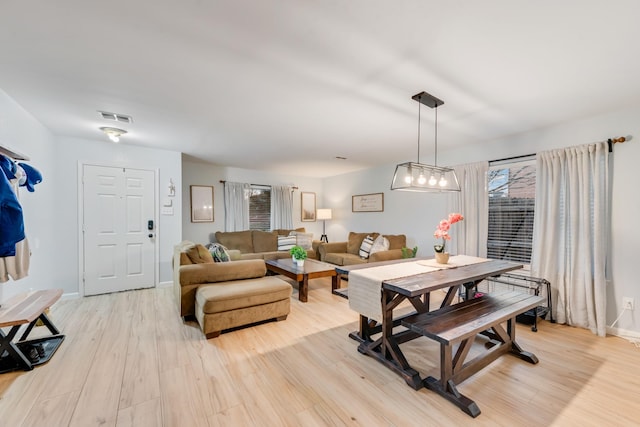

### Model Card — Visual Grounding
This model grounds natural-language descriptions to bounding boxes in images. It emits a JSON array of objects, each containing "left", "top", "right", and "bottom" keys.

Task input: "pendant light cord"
[
  {"left": 434, "top": 105, "right": 438, "bottom": 167},
  {"left": 417, "top": 99, "right": 421, "bottom": 163}
]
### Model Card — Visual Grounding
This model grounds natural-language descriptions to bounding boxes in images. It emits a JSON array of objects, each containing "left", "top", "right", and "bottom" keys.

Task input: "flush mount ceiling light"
[
  {"left": 390, "top": 91, "right": 460, "bottom": 192},
  {"left": 99, "top": 126, "right": 127, "bottom": 143}
]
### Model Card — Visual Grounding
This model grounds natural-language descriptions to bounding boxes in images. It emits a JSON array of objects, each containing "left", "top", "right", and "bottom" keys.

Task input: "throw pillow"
[
  {"left": 209, "top": 243, "right": 231, "bottom": 262},
  {"left": 369, "top": 235, "right": 390, "bottom": 255},
  {"left": 290, "top": 231, "right": 313, "bottom": 250},
  {"left": 277, "top": 235, "right": 297, "bottom": 251},
  {"left": 359, "top": 235, "right": 375, "bottom": 259},
  {"left": 347, "top": 232, "right": 379, "bottom": 255},
  {"left": 186, "top": 244, "right": 214, "bottom": 264}
]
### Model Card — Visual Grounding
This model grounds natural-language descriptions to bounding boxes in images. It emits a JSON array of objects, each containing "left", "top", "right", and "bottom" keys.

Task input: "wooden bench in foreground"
[
  {"left": 401, "top": 290, "right": 543, "bottom": 418},
  {"left": 0, "top": 289, "right": 65, "bottom": 373}
]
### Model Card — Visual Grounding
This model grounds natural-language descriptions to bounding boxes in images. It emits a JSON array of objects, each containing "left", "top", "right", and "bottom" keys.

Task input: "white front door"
[{"left": 83, "top": 165, "right": 155, "bottom": 296}]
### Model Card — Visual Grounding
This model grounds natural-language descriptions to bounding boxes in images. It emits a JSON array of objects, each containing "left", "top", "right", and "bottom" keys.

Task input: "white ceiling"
[{"left": 2, "top": 1, "right": 640, "bottom": 177}]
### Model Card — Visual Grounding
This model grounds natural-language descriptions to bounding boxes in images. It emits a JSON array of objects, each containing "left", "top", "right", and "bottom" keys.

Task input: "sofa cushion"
[
  {"left": 277, "top": 235, "right": 297, "bottom": 251},
  {"left": 253, "top": 230, "right": 278, "bottom": 253},
  {"left": 179, "top": 259, "right": 267, "bottom": 286},
  {"left": 179, "top": 252, "right": 193, "bottom": 265},
  {"left": 273, "top": 227, "right": 306, "bottom": 236},
  {"left": 347, "top": 232, "right": 379, "bottom": 255},
  {"left": 196, "top": 276, "right": 292, "bottom": 313},
  {"left": 215, "top": 230, "right": 254, "bottom": 254},
  {"left": 384, "top": 234, "right": 407, "bottom": 250},
  {"left": 358, "top": 235, "right": 375, "bottom": 258},
  {"left": 186, "top": 244, "right": 214, "bottom": 264},
  {"left": 325, "top": 252, "right": 368, "bottom": 266}
]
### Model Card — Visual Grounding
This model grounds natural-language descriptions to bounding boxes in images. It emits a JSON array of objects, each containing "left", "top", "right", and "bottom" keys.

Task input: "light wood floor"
[{"left": 1, "top": 277, "right": 638, "bottom": 426}]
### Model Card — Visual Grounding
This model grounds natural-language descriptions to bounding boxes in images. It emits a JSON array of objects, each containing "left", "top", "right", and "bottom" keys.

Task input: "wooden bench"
[
  {"left": 0, "top": 289, "right": 65, "bottom": 373},
  {"left": 401, "top": 290, "right": 543, "bottom": 418}
]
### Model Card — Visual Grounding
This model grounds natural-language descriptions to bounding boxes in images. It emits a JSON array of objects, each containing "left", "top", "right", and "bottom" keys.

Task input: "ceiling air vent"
[{"left": 98, "top": 111, "right": 133, "bottom": 124}]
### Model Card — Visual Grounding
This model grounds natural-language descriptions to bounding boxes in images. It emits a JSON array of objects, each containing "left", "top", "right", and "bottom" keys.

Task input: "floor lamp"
[{"left": 316, "top": 209, "right": 332, "bottom": 243}]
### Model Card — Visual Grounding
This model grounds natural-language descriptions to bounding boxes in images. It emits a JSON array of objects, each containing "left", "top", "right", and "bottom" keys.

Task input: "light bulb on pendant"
[
  {"left": 439, "top": 175, "right": 447, "bottom": 187},
  {"left": 428, "top": 174, "right": 437, "bottom": 186},
  {"left": 404, "top": 174, "right": 412, "bottom": 184},
  {"left": 417, "top": 173, "right": 426, "bottom": 185}
]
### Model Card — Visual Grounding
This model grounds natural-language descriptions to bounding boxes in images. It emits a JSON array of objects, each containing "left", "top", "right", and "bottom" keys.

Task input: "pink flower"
[
  {"left": 438, "top": 220, "right": 451, "bottom": 231},
  {"left": 434, "top": 229, "right": 451, "bottom": 240},
  {"left": 433, "top": 213, "right": 464, "bottom": 253},
  {"left": 448, "top": 213, "right": 464, "bottom": 224}
]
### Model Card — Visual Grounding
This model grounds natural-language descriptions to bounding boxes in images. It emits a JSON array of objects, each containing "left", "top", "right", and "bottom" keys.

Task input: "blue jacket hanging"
[{"left": 0, "top": 156, "right": 25, "bottom": 256}]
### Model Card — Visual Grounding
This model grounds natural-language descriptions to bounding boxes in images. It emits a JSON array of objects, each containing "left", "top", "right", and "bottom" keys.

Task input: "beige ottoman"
[{"left": 195, "top": 276, "right": 292, "bottom": 339}]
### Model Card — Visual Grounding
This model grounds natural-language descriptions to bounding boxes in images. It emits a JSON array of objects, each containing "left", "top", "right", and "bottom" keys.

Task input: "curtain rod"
[
  {"left": 608, "top": 136, "right": 629, "bottom": 152},
  {"left": 489, "top": 153, "right": 535, "bottom": 164},
  {"left": 491, "top": 135, "right": 631, "bottom": 162},
  {"left": 219, "top": 180, "right": 298, "bottom": 190}
]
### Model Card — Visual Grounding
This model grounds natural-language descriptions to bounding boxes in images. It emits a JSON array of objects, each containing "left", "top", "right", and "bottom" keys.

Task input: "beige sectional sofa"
[
  {"left": 214, "top": 228, "right": 319, "bottom": 260},
  {"left": 318, "top": 232, "right": 407, "bottom": 266},
  {"left": 174, "top": 241, "right": 292, "bottom": 338}
]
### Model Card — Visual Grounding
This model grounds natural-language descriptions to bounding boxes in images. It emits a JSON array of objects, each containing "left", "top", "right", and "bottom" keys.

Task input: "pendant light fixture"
[{"left": 390, "top": 91, "right": 460, "bottom": 192}]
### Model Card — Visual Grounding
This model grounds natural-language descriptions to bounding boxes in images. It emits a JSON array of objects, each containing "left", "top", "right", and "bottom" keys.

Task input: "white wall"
[
  {"left": 1, "top": 90, "right": 183, "bottom": 299},
  {"left": 54, "top": 137, "right": 182, "bottom": 291},
  {"left": 181, "top": 158, "right": 325, "bottom": 244},
  {"left": 0, "top": 89, "right": 56, "bottom": 301},
  {"left": 324, "top": 104, "right": 640, "bottom": 336},
  {"left": 323, "top": 163, "right": 448, "bottom": 251}
]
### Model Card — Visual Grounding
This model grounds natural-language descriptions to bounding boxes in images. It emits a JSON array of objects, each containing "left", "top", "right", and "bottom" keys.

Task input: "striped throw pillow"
[
  {"left": 277, "top": 235, "right": 297, "bottom": 251},
  {"left": 359, "top": 235, "right": 375, "bottom": 259}
]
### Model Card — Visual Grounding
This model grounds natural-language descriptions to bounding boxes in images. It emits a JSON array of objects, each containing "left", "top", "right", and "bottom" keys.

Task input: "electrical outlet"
[{"left": 623, "top": 297, "right": 634, "bottom": 311}]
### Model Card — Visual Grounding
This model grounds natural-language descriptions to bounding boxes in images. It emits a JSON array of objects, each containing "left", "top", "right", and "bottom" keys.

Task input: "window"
[
  {"left": 248, "top": 185, "right": 271, "bottom": 231},
  {"left": 487, "top": 159, "right": 536, "bottom": 265}
]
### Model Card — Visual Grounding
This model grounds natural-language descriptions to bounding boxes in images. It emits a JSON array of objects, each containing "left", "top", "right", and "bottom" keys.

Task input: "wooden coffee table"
[{"left": 265, "top": 258, "right": 338, "bottom": 302}]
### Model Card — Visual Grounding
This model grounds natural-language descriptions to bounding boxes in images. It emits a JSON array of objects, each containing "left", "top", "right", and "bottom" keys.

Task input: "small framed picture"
[
  {"left": 352, "top": 192, "right": 384, "bottom": 212},
  {"left": 301, "top": 192, "right": 316, "bottom": 222},
  {"left": 190, "top": 185, "right": 214, "bottom": 222}
]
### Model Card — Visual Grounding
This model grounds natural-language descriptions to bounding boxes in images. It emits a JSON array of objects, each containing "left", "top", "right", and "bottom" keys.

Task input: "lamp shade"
[{"left": 316, "top": 208, "right": 332, "bottom": 220}]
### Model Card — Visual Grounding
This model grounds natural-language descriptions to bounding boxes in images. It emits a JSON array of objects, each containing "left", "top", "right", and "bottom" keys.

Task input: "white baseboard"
[
  {"left": 607, "top": 326, "right": 640, "bottom": 341},
  {"left": 61, "top": 292, "right": 80, "bottom": 300},
  {"left": 157, "top": 281, "right": 173, "bottom": 288}
]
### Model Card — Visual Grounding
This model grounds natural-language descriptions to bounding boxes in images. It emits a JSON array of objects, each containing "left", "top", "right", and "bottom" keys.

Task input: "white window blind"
[{"left": 487, "top": 159, "right": 536, "bottom": 265}]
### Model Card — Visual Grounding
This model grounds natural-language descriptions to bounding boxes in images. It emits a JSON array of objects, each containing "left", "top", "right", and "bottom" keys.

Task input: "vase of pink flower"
[{"left": 433, "top": 213, "right": 464, "bottom": 264}]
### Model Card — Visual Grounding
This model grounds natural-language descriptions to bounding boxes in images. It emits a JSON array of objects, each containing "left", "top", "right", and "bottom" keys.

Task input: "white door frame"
[{"left": 77, "top": 161, "right": 160, "bottom": 297}]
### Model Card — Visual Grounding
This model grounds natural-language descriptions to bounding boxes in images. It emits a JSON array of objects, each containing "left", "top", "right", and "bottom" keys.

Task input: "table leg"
[
  {"left": 331, "top": 274, "right": 339, "bottom": 292},
  {"left": 356, "top": 290, "right": 423, "bottom": 389},
  {"left": 298, "top": 276, "right": 309, "bottom": 302}
]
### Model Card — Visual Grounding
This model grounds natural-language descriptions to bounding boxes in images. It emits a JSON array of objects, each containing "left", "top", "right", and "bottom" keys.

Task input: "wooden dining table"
[{"left": 358, "top": 259, "right": 524, "bottom": 386}]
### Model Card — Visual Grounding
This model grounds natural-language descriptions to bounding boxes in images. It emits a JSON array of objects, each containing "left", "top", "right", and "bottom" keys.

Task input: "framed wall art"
[
  {"left": 352, "top": 192, "right": 384, "bottom": 212},
  {"left": 301, "top": 192, "right": 316, "bottom": 221},
  {"left": 190, "top": 185, "right": 214, "bottom": 222}
]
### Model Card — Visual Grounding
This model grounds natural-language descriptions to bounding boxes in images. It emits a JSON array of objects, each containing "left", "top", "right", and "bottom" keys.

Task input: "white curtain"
[
  {"left": 447, "top": 161, "right": 489, "bottom": 257},
  {"left": 531, "top": 142, "right": 610, "bottom": 336},
  {"left": 270, "top": 185, "right": 293, "bottom": 229},
  {"left": 223, "top": 182, "right": 250, "bottom": 231}
]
